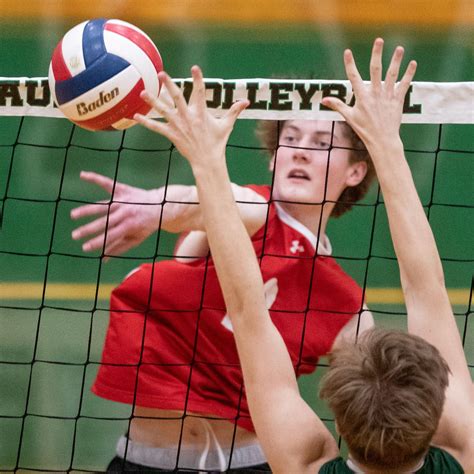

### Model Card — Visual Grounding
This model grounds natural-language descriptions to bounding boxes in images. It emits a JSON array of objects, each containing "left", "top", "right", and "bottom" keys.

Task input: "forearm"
[
  {"left": 368, "top": 140, "right": 446, "bottom": 294},
  {"left": 154, "top": 184, "right": 204, "bottom": 233},
  {"left": 193, "top": 161, "right": 327, "bottom": 467},
  {"left": 157, "top": 183, "right": 266, "bottom": 236},
  {"left": 192, "top": 162, "right": 267, "bottom": 317},
  {"left": 368, "top": 141, "right": 472, "bottom": 387},
  {"left": 192, "top": 161, "right": 298, "bottom": 388}
]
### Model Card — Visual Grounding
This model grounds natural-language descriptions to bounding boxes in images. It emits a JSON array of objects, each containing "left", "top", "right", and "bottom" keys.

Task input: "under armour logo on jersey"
[
  {"left": 221, "top": 278, "right": 279, "bottom": 332},
  {"left": 290, "top": 240, "right": 305, "bottom": 254}
]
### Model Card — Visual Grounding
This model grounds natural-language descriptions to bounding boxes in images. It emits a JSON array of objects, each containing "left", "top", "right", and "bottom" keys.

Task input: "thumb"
[
  {"left": 321, "top": 97, "right": 351, "bottom": 119},
  {"left": 223, "top": 100, "right": 250, "bottom": 128}
]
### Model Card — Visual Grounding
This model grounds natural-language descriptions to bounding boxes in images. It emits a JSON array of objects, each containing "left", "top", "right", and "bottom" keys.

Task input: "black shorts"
[{"left": 106, "top": 456, "right": 271, "bottom": 473}]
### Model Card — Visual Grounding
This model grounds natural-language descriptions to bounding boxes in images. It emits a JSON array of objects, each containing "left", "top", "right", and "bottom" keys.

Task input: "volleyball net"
[{"left": 0, "top": 77, "right": 473, "bottom": 471}]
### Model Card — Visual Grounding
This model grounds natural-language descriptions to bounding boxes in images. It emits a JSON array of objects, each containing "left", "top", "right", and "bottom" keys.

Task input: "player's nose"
[{"left": 292, "top": 145, "right": 312, "bottom": 163}]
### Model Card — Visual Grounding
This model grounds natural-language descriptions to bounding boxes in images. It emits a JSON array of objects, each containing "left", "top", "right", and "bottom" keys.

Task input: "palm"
[
  {"left": 322, "top": 39, "right": 416, "bottom": 150},
  {"left": 71, "top": 172, "right": 162, "bottom": 256}
]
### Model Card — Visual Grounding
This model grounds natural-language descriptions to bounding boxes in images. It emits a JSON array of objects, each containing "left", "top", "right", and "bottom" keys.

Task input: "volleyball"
[{"left": 48, "top": 19, "right": 163, "bottom": 131}]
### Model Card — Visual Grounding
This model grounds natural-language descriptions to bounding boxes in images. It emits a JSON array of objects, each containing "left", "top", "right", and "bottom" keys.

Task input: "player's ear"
[{"left": 345, "top": 160, "right": 367, "bottom": 187}]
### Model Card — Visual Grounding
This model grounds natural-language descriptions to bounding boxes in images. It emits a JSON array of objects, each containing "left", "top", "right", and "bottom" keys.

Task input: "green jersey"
[{"left": 319, "top": 446, "right": 463, "bottom": 473}]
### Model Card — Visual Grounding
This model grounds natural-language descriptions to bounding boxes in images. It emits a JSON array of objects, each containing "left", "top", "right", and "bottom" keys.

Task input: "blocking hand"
[
  {"left": 322, "top": 38, "right": 417, "bottom": 152},
  {"left": 133, "top": 66, "right": 249, "bottom": 172}
]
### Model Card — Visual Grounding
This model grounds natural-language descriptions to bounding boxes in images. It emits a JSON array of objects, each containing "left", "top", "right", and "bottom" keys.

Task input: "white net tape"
[{"left": 0, "top": 77, "right": 473, "bottom": 124}]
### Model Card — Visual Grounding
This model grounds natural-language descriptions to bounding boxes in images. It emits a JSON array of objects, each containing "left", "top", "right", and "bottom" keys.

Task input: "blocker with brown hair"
[{"left": 135, "top": 38, "right": 473, "bottom": 473}]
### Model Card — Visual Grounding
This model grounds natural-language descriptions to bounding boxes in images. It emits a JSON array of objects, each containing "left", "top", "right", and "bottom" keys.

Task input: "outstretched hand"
[
  {"left": 322, "top": 38, "right": 417, "bottom": 152},
  {"left": 71, "top": 171, "right": 162, "bottom": 256},
  {"left": 133, "top": 66, "right": 249, "bottom": 172}
]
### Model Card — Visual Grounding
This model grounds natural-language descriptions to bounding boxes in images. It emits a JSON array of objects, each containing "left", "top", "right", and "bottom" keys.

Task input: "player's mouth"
[{"left": 287, "top": 169, "right": 310, "bottom": 181}]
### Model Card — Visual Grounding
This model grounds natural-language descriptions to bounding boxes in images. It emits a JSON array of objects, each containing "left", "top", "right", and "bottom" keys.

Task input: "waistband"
[{"left": 116, "top": 431, "right": 266, "bottom": 471}]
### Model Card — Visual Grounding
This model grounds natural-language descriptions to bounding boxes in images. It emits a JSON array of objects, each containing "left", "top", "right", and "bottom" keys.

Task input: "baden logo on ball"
[
  {"left": 76, "top": 87, "right": 120, "bottom": 117},
  {"left": 48, "top": 18, "right": 163, "bottom": 131}
]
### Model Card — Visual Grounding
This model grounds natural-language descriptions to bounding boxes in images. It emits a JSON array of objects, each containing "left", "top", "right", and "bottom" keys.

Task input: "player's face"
[{"left": 270, "top": 120, "right": 367, "bottom": 209}]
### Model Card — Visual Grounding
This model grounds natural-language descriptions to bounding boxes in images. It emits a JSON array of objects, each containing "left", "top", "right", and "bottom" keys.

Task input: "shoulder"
[
  {"left": 231, "top": 184, "right": 270, "bottom": 237},
  {"left": 420, "top": 446, "right": 465, "bottom": 473},
  {"left": 431, "top": 371, "right": 474, "bottom": 472},
  {"left": 277, "top": 447, "right": 343, "bottom": 474},
  {"left": 240, "top": 184, "right": 271, "bottom": 201},
  {"left": 232, "top": 183, "right": 270, "bottom": 202},
  {"left": 317, "top": 457, "right": 352, "bottom": 473}
]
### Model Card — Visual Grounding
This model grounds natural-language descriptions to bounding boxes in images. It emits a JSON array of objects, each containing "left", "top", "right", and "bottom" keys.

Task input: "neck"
[{"left": 277, "top": 201, "right": 333, "bottom": 236}]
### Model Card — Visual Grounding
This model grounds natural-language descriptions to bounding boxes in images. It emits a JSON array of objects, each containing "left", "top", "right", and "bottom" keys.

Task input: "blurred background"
[{"left": 0, "top": 0, "right": 473, "bottom": 471}]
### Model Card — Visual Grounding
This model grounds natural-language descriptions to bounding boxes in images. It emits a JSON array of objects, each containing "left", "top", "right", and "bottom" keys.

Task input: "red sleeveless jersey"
[{"left": 92, "top": 185, "right": 364, "bottom": 431}]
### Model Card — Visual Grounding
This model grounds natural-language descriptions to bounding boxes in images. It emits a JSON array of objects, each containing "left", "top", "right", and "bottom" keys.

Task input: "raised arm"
[
  {"left": 70, "top": 171, "right": 266, "bottom": 256},
  {"left": 134, "top": 67, "right": 338, "bottom": 473},
  {"left": 323, "top": 38, "right": 473, "bottom": 469}
]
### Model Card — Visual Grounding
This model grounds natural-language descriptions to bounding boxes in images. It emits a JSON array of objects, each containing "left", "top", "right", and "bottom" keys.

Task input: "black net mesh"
[{"left": 0, "top": 115, "right": 472, "bottom": 471}]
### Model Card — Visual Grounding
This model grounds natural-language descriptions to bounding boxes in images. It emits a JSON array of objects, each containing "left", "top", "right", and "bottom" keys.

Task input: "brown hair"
[
  {"left": 319, "top": 329, "right": 450, "bottom": 469},
  {"left": 256, "top": 120, "right": 375, "bottom": 217}
]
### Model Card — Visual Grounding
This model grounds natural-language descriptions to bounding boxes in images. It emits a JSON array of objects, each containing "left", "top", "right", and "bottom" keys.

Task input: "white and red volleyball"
[{"left": 48, "top": 19, "right": 163, "bottom": 131}]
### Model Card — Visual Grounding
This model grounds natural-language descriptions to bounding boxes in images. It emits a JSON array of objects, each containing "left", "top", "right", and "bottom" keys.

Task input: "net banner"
[{"left": 0, "top": 77, "right": 473, "bottom": 124}]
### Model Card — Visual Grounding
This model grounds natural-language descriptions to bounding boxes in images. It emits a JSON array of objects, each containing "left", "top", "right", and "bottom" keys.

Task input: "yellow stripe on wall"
[
  {"left": 0, "top": 283, "right": 470, "bottom": 305},
  {"left": 365, "top": 288, "right": 470, "bottom": 306},
  {"left": 0, "top": 283, "right": 115, "bottom": 301},
  {"left": 0, "top": 0, "right": 473, "bottom": 26}
]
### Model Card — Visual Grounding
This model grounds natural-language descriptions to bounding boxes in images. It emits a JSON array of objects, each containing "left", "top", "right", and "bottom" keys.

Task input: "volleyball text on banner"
[{"left": 0, "top": 77, "right": 473, "bottom": 124}]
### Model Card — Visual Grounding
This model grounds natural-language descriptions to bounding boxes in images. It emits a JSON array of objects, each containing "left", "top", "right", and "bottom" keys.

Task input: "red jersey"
[{"left": 92, "top": 185, "right": 364, "bottom": 431}]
